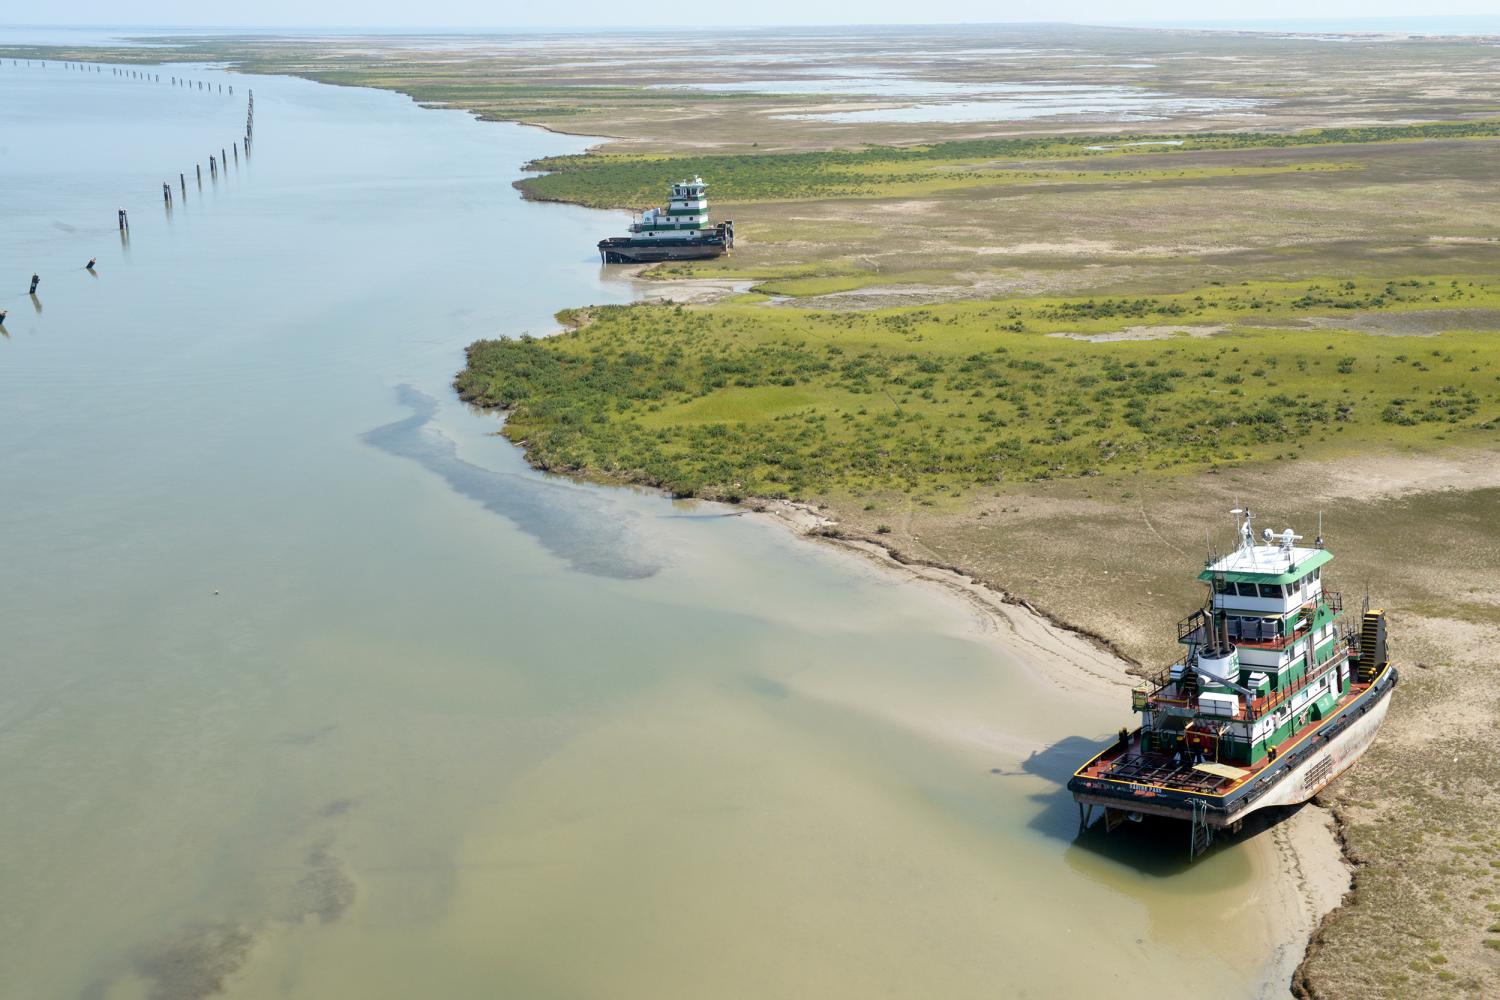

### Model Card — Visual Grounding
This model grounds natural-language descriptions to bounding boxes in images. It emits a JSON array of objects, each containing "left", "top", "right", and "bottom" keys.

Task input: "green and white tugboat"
[
  {"left": 1069, "top": 508, "right": 1398, "bottom": 858},
  {"left": 597, "top": 176, "right": 734, "bottom": 264}
]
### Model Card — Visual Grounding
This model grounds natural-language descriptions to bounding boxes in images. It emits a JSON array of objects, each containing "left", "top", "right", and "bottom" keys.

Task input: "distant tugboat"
[
  {"left": 1069, "top": 509, "right": 1398, "bottom": 859},
  {"left": 597, "top": 176, "right": 733, "bottom": 263}
]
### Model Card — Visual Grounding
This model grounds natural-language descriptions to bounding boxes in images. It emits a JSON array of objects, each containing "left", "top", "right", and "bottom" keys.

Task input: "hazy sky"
[{"left": 2, "top": 2, "right": 1495, "bottom": 29}]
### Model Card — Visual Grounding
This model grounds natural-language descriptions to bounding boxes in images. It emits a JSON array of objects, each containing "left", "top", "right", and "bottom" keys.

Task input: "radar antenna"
[{"left": 1229, "top": 507, "right": 1254, "bottom": 551}]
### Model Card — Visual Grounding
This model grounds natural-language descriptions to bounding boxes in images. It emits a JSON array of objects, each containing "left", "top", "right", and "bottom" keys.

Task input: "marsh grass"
[
  {"left": 458, "top": 277, "right": 1500, "bottom": 500},
  {"left": 519, "top": 121, "right": 1500, "bottom": 208}
]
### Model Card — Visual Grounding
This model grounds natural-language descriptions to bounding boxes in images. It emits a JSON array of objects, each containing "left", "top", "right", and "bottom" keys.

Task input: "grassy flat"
[
  {"left": 519, "top": 122, "right": 1500, "bottom": 207},
  {"left": 458, "top": 277, "right": 1500, "bottom": 500}
]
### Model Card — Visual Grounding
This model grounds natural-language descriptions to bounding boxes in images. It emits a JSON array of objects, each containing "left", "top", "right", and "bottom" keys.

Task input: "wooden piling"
[
  {"left": 180, "top": 172, "right": 187, "bottom": 195},
  {"left": 196, "top": 164, "right": 202, "bottom": 183},
  {"left": 30, "top": 274, "right": 40, "bottom": 294}
]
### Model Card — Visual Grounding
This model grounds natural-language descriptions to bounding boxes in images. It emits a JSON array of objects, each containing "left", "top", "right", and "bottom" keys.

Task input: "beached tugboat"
[
  {"left": 1068, "top": 508, "right": 1398, "bottom": 858},
  {"left": 597, "top": 176, "right": 733, "bottom": 263}
]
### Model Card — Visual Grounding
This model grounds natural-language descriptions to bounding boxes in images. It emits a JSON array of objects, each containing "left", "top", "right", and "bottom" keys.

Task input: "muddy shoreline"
[{"left": 746, "top": 497, "right": 1353, "bottom": 997}]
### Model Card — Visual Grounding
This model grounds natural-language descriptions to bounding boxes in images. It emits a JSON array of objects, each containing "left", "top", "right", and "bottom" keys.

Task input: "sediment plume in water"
[{"left": 361, "top": 385, "right": 661, "bottom": 580}]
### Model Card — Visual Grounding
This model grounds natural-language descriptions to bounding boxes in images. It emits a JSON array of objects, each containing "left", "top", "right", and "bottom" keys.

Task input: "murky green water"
[{"left": 1, "top": 58, "right": 1294, "bottom": 999}]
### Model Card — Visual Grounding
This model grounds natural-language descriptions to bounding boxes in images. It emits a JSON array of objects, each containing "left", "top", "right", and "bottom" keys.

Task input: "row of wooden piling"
[
  {"left": 160, "top": 91, "right": 254, "bottom": 211},
  {"left": 27, "top": 58, "right": 236, "bottom": 95},
  {"left": 2, "top": 84, "right": 260, "bottom": 324}
]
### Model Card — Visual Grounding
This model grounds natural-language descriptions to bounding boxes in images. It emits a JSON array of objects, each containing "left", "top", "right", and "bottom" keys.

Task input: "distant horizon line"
[{"left": 2, "top": 15, "right": 1499, "bottom": 34}]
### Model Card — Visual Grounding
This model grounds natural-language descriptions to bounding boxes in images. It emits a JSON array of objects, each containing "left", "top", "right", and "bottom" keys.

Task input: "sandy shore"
[
  {"left": 593, "top": 265, "right": 755, "bottom": 305},
  {"left": 751, "top": 496, "right": 1354, "bottom": 999}
]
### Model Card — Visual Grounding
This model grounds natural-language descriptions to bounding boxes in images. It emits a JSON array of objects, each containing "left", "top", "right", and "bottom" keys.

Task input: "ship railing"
[
  {"left": 1140, "top": 659, "right": 1181, "bottom": 693},
  {"left": 1142, "top": 657, "right": 1197, "bottom": 710},
  {"left": 1234, "top": 590, "right": 1343, "bottom": 650},
  {"left": 1244, "top": 643, "right": 1352, "bottom": 719},
  {"left": 1145, "top": 631, "right": 1354, "bottom": 721},
  {"left": 1233, "top": 619, "right": 1306, "bottom": 651},
  {"left": 1183, "top": 591, "right": 1345, "bottom": 651},
  {"left": 1178, "top": 608, "right": 1209, "bottom": 644}
]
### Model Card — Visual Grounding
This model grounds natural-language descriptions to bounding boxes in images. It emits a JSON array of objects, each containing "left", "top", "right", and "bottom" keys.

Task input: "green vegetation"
[
  {"left": 457, "top": 277, "right": 1500, "bottom": 500},
  {"left": 520, "top": 120, "right": 1500, "bottom": 207}
]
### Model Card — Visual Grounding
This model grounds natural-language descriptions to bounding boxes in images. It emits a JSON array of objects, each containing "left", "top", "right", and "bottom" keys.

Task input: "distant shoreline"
[{"left": 2, "top": 17, "right": 1500, "bottom": 38}]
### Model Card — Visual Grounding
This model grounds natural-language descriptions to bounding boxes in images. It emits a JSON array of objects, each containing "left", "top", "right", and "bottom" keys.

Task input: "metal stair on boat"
[
  {"left": 1189, "top": 799, "right": 1214, "bottom": 860},
  {"left": 1356, "top": 608, "right": 1388, "bottom": 683}
]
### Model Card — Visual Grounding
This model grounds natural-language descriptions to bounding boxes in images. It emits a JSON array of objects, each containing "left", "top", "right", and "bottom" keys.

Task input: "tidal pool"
[
  {"left": 773, "top": 86, "right": 1260, "bottom": 123},
  {"left": 1, "top": 53, "right": 1300, "bottom": 999}
]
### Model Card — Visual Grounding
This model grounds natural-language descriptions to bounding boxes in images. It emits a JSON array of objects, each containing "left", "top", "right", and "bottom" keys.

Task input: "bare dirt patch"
[
  {"left": 1048, "top": 323, "right": 1227, "bottom": 342},
  {"left": 1299, "top": 308, "right": 1500, "bottom": 336}
]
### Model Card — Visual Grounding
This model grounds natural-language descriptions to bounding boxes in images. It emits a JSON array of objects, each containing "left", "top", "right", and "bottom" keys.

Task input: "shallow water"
[
  {"left": 657, "top": 75, "right": 1262, "bottom": 125},
  {"left": 774, "top": 87, "right": 1260, "bottom": 124},
  {"left": 2, "top": 56, "right": 1295, "bottom": 999},
  {"left": 652, "top": 75, "right": 1086, "bottom": 98}
]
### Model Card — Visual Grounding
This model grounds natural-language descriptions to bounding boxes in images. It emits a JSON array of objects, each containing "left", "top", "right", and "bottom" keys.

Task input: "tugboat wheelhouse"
[
  {"left": 1068, "top": 509, "right": 1398, "bottom": 858},
  {"left": 597, "top": 176, "right": 734, "bottom": 263}
]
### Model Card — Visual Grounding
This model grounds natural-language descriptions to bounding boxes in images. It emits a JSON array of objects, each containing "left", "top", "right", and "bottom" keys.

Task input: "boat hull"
[
  {"left": 597, "top": 237, "right": 728, "bottom": 264},
  {"left": 1070, "top": 663, "right": 1397, "bottom": 829},
  {"left": 1241, "top": 676, "right": 1391, "bottom": 814}
]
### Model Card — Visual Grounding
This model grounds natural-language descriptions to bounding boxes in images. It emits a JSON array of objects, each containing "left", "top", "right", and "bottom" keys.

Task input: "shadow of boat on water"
[{"left": 1010, "top": 731, "right": 1300, "bottom": 885}]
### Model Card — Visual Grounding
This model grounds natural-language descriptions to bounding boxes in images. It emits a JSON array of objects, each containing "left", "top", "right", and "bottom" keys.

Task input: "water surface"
[
  {"left": 1, "top": 56, "right": 1297, "bottom": 999},
  {"left": 773, "top": 87, "right": 1260, "bottom": 123}
]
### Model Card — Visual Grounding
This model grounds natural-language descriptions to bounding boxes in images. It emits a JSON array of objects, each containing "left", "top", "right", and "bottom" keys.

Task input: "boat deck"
[{"left": 1076, "top": 676, "right": 1377, "bottom": 799}]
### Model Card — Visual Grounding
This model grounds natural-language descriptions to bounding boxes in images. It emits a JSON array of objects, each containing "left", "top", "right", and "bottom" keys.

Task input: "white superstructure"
[{"left": 630, "top": 176, "right": 713, "bottom": 240}]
